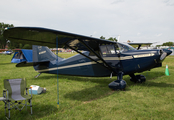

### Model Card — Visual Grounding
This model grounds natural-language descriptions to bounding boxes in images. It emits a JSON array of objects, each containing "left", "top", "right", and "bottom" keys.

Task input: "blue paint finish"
[
  {"left": 12, "top": 42, "right": 171, "bottom": 78},
  {"left": 33, "top": 47, "right": 170, "bottom": 77}
]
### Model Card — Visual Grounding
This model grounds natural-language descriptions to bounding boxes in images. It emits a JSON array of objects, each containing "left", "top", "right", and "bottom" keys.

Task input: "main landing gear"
[
  {"left": 129, "top": 74, "right": 146, "bottom": 83},
  {"left": 108, "top": 73, "right": 146, "bottom": 90},
  {"left": 108, "top": 72, "right": 127, "bottom": 90}
]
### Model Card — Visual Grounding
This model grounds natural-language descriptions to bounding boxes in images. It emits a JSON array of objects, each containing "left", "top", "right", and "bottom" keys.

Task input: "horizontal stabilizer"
[
  {"left": 16, "top": 61, "right": 49, "bottom": 67},
  {"left": 128, "top": 43, "right": 152, "bottom": 50},
  {"left": 128, "top": 43, "right": 152, "bottom": 45}
]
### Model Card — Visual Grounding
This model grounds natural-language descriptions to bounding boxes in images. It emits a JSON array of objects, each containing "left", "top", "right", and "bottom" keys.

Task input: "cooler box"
[{"left": 29, "top": 85, "right": 42, "bottom": 95}]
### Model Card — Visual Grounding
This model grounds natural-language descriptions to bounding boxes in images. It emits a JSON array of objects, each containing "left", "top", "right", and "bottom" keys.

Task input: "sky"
[{"left": 1, "top": 0, "right": 174, "bottom": 46}]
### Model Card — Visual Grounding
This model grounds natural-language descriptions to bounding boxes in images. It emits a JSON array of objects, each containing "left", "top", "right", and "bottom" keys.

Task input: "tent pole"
[{"left": 56, "top": 36, "right": 59, "bottom": 108}]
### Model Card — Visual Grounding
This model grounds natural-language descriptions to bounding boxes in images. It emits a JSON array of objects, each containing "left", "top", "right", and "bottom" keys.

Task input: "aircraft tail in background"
[{"left": 16, "top": 45, "right": 63, "bottom": 67}]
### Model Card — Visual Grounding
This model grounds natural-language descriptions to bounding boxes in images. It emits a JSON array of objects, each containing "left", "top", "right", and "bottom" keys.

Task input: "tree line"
[
  {"left": 0, "top": 22, "right": 14, "bottom": 49},
  {"left": 0, "top": 22, "right": 173, "bottom": 49},
  {"left": 156, "top": 42, "right": 174, "bottom": 47},
  {"left": 100, "top": 36, "right": 118, "bottom": 42},
  {"left": 0, "top": 22, "right": 32, "bottom": 49}
]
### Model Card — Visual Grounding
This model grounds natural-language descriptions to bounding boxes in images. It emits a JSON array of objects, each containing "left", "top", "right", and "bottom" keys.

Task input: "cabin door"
[{"left": 99, "top": 44, "right": 122, "bottom": 72}]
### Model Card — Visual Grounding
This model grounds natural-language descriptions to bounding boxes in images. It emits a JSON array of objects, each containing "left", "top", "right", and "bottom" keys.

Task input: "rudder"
[{"left": 32, "top": 45, "right": 57, "bottom": 62}]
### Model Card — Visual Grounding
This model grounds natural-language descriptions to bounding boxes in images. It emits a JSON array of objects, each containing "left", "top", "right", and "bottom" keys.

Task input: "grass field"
[{"left": 0, "top": 53, "right": 174, "bottom": 120}]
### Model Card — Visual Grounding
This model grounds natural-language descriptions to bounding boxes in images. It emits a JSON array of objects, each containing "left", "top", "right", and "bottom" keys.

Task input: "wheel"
[
  {"left": 108, "top": 80, "right": 127, "bottom": 90},
  {"left": 130, "top": 75, "right": 146, "bottom": 83},
  {"left": 136, "top": 75, "right": 146, "bottom": 83}
]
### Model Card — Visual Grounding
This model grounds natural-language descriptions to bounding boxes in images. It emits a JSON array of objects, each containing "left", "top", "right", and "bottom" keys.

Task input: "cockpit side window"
[
  {"left": 118, "top": 43, "right": 135, "bottom": 53},
  {"left": 100, "top": 45, "right": 116, "bottom": 56}
]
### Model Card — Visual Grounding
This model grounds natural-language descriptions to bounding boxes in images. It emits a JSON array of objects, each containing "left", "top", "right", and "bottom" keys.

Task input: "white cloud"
[
  {"left": 155, "top": 33, "right": 163, "bottom": 37},
  {"left": 111, "top": 0, "right": 125, "bottom": 4},
  {"left": 137, "top": 33, "right": 141, "bottom": 36},
  {"left": 0, "top": 0, "right": 174, "bottom": 44},
  {"left": 163, "top": 0, "right": 174, "bottom": 6}
]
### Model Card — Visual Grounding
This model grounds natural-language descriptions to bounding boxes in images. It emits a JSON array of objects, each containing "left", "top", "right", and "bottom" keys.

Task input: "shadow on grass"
[
  {"left": 59, "top": 75, "right": 124, "bottom": 101},
  {"left": 0, "top": 63, "right": 15, "bottom": 65},
  {"left": 33, "top": 74, "right": 121, "bottom": 102},
  {"left": 0, "top": 103, "right": 57, "bottom": 120},
  {"left": 35, "top": 74, "right": 114, "bottom": 85},
  {"left": 125, "top": 71, "right": 174, "bottom": 88},
  {"left": 63, "top": 71, "right": 174, "bottom": 101},
  {"left": 33, "top": 71, "right": 173, "bottom": 102},
  {"left": 141, "top": 81, "right": 174, "bottom": 88},
  {"left": 64, "top": 84, "right": 116, "bottom": 101}
]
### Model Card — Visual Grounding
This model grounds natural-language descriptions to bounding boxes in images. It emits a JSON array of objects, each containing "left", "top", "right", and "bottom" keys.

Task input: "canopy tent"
[{"left": 11, "top": 49, "right": 33, "bottom": 63}]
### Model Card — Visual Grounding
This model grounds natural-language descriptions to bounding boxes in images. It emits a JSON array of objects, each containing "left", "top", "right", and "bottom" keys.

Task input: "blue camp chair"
[{"left": 0, "top": 78, "right": 32, "bottom": 119}]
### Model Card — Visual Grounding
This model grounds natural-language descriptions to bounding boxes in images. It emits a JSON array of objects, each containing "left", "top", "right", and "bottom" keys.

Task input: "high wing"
[
  {"left": 4, "top": 27, "right": 115, "bottom": 50},
  {"left": 4, "top": 27, "right": 119, "bottom": 74}
]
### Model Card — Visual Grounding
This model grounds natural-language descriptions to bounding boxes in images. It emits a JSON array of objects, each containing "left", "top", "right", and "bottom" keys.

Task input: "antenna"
[{"left": 117, "top": 35, "right": 120, "bottom": 42}]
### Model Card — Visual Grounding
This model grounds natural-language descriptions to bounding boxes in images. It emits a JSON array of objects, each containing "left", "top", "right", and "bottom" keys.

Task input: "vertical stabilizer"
[{"left": 32, "top": 45, "right": 57, "bottom": 62}]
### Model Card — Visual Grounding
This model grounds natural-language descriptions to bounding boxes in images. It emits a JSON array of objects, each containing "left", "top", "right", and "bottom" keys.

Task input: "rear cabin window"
[{"left": 100, "top": 45, "right": 116, "bottom": 56}]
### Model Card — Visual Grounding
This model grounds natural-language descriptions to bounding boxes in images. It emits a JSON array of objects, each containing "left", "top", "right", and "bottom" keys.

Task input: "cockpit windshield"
[
  {"left": 99, "top": 43, "right": 135, "bottom": 56},
  {"left": 117, "top": 43, "right": 135, "bottom": 52}
]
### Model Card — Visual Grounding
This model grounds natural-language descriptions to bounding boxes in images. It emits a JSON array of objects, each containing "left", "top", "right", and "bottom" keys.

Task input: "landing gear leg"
[
  {"left": 129, "top": 74, "right": 146, "bottom": 83},
  {"left": 108, "top": 72, "right": 127, "bottom": 90},
  {"left": 35, "top": 73, "right": 41, "bottom": 78}
]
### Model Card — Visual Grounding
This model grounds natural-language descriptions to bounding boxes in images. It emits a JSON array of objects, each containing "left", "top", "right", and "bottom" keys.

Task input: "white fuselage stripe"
[
  {"left": 37, "top": 61, "right": 97, "bottom": 72},
  {"left": 36, "top": 55, "right": 155, "bottom": 73}
]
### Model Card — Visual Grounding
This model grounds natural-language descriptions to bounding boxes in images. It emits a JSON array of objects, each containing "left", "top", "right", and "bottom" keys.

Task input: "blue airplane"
[{"left": 3, "top": 27, "right": 172, "bottom": 90}]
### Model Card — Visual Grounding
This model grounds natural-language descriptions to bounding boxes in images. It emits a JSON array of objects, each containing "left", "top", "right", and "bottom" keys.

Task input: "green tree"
[
  {"left": 0, "top": 22, "right": 31, "bottom": 49},
  {"left": 22, "top": 44, "right": 32, "bottom": 49},
  {"left": 156, "top": 45, "right": 161, "bottom": 47},
  {"left": 100, "top": 36, "right": 106, "bottom": 39},
  {"left": 162, "top": 42, "right": 174, "bottom": 46},
  {"left": 0, "top": 22, "right": 14, "bottom": 49},
  {"left": 100, "top": 36, "right": 117, "bottom": 42},
  {"left": 108, "top": 37, "right": 117, "bottom": 42}
]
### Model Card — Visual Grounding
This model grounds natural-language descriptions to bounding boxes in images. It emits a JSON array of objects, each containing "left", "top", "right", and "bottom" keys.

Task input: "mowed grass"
[{"left": 0, "top": 53, "right": 174, "bottom": 120}]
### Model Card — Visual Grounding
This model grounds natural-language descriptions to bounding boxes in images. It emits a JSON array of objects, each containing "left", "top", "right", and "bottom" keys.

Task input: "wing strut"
[
  {"left": 137, "top": 45, "right": 141, "bottom": 50},
  {"left": 66, "top": 44, "right": 115, "bottom": 73},
  {"left": 65, "top": 44, "right": 111, "bottom": 70},
  {"left": 65, "top": 43, "right": 116, "bottom": 74},
  {"left": 79, "top": 40, "right": 117, "bottom": 74}
]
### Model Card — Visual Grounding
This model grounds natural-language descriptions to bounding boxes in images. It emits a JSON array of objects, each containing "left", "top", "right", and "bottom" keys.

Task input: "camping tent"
[{"left": 11, "top": 49, "right": 33, "bottom": 63}]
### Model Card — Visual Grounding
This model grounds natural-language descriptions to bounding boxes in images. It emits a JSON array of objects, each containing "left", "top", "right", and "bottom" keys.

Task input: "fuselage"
[{"left": 33, "top": 43, "right": 172, "bottom": 77}]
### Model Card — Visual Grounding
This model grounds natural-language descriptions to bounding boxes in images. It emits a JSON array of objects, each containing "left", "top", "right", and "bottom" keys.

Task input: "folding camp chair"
[{"left": 1, "top": 78, "right": 32, "bottom": 119}]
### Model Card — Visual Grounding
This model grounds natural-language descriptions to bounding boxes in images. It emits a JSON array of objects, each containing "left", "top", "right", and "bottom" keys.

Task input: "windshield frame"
[{"left": 117, "top": 42, "right": 135, "bottom": 53}]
